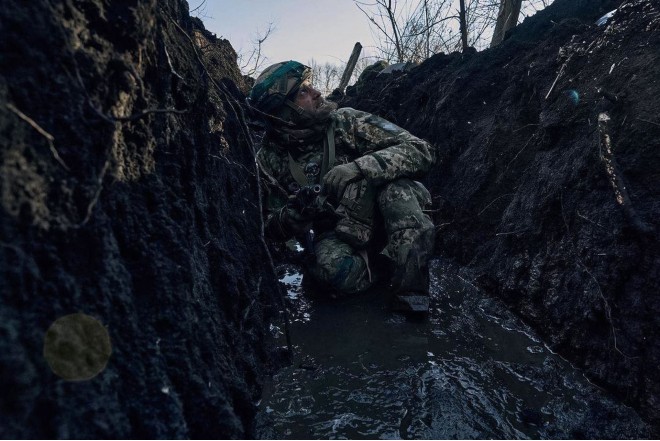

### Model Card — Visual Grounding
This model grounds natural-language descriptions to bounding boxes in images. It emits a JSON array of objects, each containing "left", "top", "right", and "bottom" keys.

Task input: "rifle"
[
  {"left": 286, "top": 163, "right": 335, "bottom": 260},
  {"left": 288, "top": 183, "right": 323, "bottom": 216}
]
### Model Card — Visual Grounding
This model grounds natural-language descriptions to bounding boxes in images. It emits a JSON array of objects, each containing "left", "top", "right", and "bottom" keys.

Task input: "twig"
[
  {"left": 576, "top": 210, "right": 603, "bottom": 228},
  {"left": 6, "top": 103, "right": 70, "bottom": 171},
  {"left": 164, "top": 44, "right": 185, "bottom": 81},
  {"left": 0, "top": 241, "right": 29, "bottom": 260},
  {"left": 545, "top": 58, "right": 569, "bottom": 100},
  {"left": 495, "top": 228, "right": 529, "bottom": 236},
  {"left": 636, "top": 117, "right": 660, "bottom": 127},
  {"left": 559, "top": 190, "right": 636, "bottom": 359},
  {"left": 241, "top": 276, "right": 262, "bottom": 328},
  {"left": 93, "top": 106, "right": 188, "bottom": 123},
  {"left": 513, "top": 123, "right": 539, "bottom": 133},
  {"left": 581, "top": 263, "right": 637, "bottom": 360},
  {"left": 6, "top": 103, "right": 53, "bottom": 141},
  {"left": 503, "top": 133, "right": 535, "bottom": 173},
  {"left": 357, "top": 353, "right": 370, "bottom": 373},
  {"left": 477, "top": 193, "right": 514, "bottom": 216},
  {"left": 75, "top": 157, "right": 110, "bottom": 228},
  {"left": 189, "top": 0, "right": 207, "bottom": 15},
  {"left": 559, "top": 191, "right": 570, "bottom": 233},
  {"left": 457, "top": 274, "right": 478, "bottom": 291}
]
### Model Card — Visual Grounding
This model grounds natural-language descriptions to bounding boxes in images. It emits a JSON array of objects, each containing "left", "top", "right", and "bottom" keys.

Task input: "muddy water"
[{"left": 255, "top": 259, "right": 650, "bottom": 439}]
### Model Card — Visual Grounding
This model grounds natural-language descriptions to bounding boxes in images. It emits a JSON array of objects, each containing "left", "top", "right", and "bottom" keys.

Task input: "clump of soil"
[
  {"left": 345, "top": 0, "right": 659, "bottom": 428},
  {"left": 1, "top": 0, "right": 283, "bottom": 438}
]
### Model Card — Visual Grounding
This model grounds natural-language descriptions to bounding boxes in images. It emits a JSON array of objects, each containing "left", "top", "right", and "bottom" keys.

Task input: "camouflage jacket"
[{"left": 257, "top": 107, "right": 436, "bottom": 240}]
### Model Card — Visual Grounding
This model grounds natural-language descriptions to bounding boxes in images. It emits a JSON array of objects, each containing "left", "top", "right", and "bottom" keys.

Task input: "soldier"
[{"left": 249, "top": 60, "right": 436, "bottom": 314}]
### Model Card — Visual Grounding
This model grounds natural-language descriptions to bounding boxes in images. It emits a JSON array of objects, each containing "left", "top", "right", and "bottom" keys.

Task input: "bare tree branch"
[
  {"left": 354, "top": 0, "right": 554, "bottom": 62},
  {"left": 239, "top": 23, "right": 275, "bottom": 76},
  {"left": 190, "top": 0, "right": 207, "bottom": 14}
]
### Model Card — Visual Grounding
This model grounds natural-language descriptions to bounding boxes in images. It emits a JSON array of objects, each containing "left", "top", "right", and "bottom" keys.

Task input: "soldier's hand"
[
  {"left": 323, "top": 162, "right": 363, "bottom": 201},
  {"left": 279, "top": 206, "right": 314, "bottom": 237}
]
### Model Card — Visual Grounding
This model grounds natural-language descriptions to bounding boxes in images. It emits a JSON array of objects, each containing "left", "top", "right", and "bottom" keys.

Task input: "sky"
[{"left": 192, "top": 0, "right": 378, "bottom": 75}]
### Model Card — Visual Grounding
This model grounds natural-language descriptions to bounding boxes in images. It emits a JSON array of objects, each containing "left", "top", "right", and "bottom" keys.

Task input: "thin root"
[
  {"left": 75, "top": 158, "right": 111, "bottom": 228},
  {"left": 6, "top": 103, "right": 70, "bottom": 171}
]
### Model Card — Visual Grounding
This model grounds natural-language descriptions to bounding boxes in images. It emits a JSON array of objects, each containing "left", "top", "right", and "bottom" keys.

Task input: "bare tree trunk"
[
  {"left": 490, "top": 0, "right": 523, "bottom": 47},
  {"left": 384, "top": 0, "right": 404, "bottom": 62},
  {"left": 424, "top": 0, "right": 430, "bottom": 59},
  {"left": 459, "top": 0, "right": 468, "bottom": 52}
]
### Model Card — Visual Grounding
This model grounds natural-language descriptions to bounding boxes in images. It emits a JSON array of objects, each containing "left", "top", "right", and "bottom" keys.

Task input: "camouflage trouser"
[{"left": 308, "top": 178, "right": 435, "bottom": 295}]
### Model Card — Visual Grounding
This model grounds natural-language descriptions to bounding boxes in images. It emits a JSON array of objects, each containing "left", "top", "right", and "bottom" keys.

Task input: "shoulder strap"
[
  {"left": 321, "top": 121, "right": 336, "bottom": 179},
  {"left": 288, "top": 152, "right": 309, "bottom": 187}
]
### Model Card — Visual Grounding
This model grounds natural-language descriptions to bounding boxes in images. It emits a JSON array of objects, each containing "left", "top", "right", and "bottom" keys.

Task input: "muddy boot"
[{"left": 391, "top": 291, "right": 430, "bottom": 316}]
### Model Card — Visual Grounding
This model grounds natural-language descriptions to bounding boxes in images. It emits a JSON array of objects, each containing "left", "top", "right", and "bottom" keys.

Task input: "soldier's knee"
[
  {"left": 378, "top": 179, "right": 431, "bottom": 209},
  {"left": 378, "top": 179, "right": 413, "bottom": 207},
  {"left": 312, "top": 254, "right": 370, "bottom": 294},
  {"left": 378, "top": 179, "right": 434, "bottom": 234},
  {"left": 309, "top": 236, "right": 371, "bottom": 294}
]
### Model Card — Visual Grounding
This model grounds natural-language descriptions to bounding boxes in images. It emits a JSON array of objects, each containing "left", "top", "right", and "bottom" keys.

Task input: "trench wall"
[
  {"left": 0, "top": 0, "right": 281, "bottom": 438},
  {"left": 346, "top": 0, "right": 659, "bottom": 426}
]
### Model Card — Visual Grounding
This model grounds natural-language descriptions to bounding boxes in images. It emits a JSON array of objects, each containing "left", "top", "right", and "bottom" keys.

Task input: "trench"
[{"left": 254, "top": 258, "right": 650, "bottom": 439}]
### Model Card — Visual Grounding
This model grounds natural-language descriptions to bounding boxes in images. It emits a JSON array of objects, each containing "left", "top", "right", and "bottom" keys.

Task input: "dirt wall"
[
  {"left": 0, "top": 0, "right": 281, "bottom": 438},
  {"left": 346, "top": 0, "right": 659, "bottom": 427}
]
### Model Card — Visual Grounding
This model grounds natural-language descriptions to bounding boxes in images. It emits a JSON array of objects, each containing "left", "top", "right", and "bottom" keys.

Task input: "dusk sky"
[{"left": 194, "top": 0, "right": 378, "bottom": 75}]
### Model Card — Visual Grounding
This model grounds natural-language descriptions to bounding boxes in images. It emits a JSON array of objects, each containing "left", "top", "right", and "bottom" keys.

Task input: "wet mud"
[{"left": 256, "top": 259, "right": 650, "bottom": 439}]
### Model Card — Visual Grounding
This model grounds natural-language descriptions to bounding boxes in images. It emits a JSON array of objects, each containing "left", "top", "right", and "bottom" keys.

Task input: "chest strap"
[
  {"left": 288, "top": 152, "right": 309, "bottom": 187},
  {"left": 321, "top": 121, "right": 336, "bottom": 179}
]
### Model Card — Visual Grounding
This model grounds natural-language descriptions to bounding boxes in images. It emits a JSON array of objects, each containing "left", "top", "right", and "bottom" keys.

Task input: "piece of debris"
[{"left": 596, "top": 9, "right": 617, "bottom": 26}]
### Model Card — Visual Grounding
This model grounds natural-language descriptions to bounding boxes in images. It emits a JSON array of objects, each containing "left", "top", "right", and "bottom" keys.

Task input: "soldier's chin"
[{"left": 313, "top": 99, "right": 338, "bottom": 119}]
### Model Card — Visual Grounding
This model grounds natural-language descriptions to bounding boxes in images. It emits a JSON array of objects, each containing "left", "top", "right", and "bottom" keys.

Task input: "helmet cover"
[{"left": 248, "top": 61, "right": 312, "bottom": 113}]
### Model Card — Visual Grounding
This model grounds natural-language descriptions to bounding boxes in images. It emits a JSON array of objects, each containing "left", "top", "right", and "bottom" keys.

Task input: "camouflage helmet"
[{"left": 248, "top": 61, "right": 312, "bottom": 114}]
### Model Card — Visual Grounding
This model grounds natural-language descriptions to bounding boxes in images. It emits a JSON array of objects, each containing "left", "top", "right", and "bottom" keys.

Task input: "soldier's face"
[
  {"left": 293, "top": 80, "right": 322, "bottom": 112},
  {"left": 292, "top": 80, "right": 337, "bottom": 121}
]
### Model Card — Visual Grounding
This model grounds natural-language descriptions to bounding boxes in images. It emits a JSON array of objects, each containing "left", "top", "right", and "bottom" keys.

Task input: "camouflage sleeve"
[{"left": 333, "top": 107, "right": 436, "bottom": 187}]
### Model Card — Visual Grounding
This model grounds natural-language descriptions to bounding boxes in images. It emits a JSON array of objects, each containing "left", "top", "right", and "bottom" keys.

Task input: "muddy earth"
[
  {"left": 345, "top": 0, "right": 659, "bottom": 431},
  {"left": 1, "top": 0, "right": 658, "bottom": 438},
  {"left": 1, "top": 0, "right": 284, "bottom": 438},
  {"left": 255, "top": 259, "right": 651, "bottom": 439}
]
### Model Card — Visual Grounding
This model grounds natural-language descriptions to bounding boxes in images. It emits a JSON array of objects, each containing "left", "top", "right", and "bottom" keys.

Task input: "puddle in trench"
[{"left": 256, "top": 258, "right": 650, "bottom": 439}]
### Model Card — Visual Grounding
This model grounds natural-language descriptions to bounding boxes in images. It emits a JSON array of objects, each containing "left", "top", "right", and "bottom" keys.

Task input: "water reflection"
[{"left": 257, "top": 259, "right": 650, "bottom": 439}]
